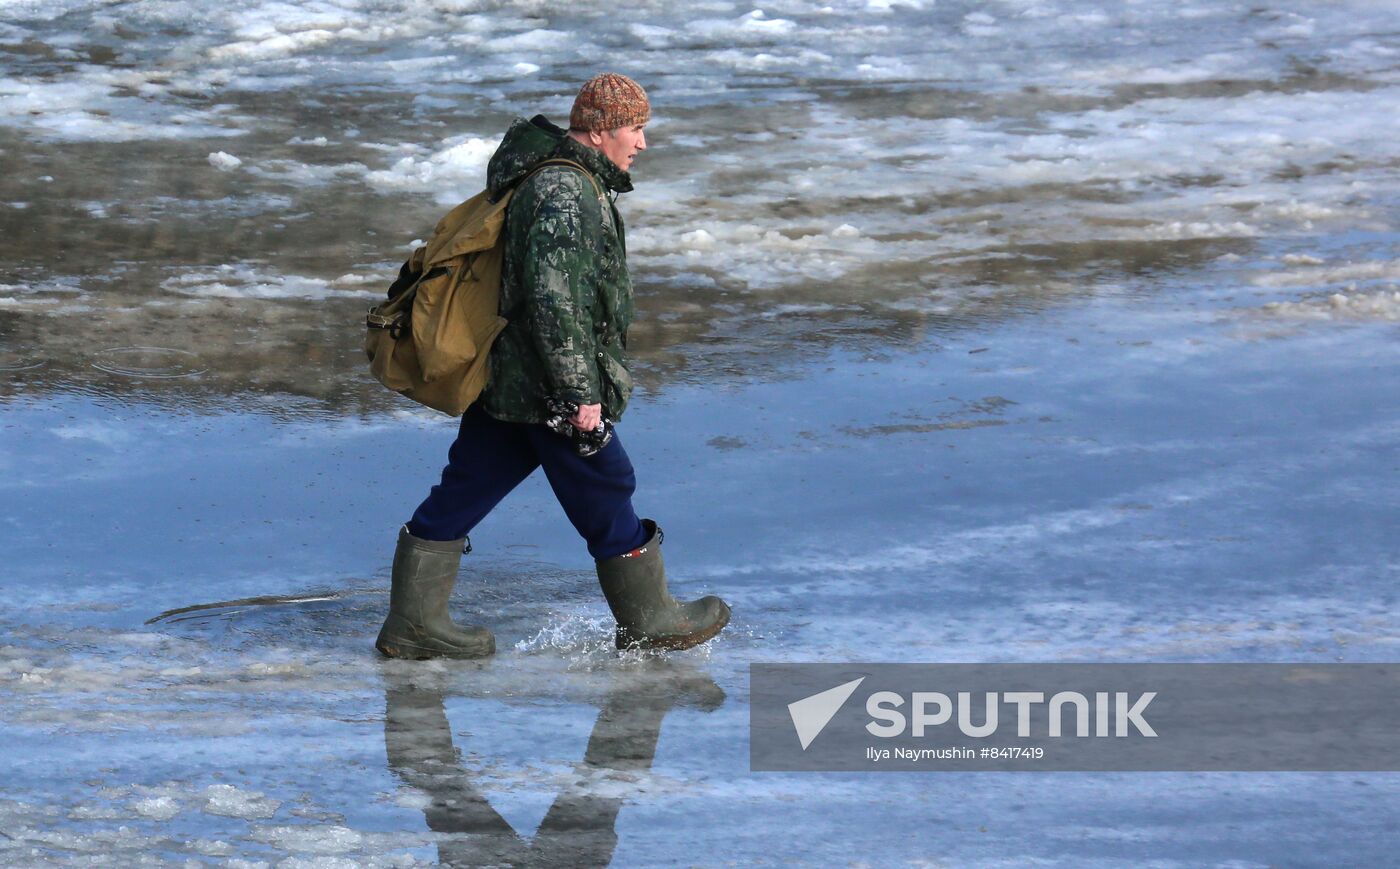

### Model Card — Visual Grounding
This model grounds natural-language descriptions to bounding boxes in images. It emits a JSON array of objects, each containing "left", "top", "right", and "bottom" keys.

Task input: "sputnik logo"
[{"left": 787, "top": 677, "right": 866, "bottom": 750}]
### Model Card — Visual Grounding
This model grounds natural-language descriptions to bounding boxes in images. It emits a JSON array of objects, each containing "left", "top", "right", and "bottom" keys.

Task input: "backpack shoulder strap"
[{"left": 520, "top": 158, "right": 605, "bottom": 201}]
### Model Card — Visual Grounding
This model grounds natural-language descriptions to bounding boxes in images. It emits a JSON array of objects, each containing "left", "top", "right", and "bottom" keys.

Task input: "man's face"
[{"left": 595, "top": 123, "right": 647, "bottom": 172}]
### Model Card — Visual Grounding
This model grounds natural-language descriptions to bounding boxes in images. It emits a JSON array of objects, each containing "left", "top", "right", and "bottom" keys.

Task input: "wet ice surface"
[
  {"left": 3, "top": 0, "right": 1400, "bottom": 865},
  {"left": 5, "top": 298, "right": 1400, "bottom": 866}
]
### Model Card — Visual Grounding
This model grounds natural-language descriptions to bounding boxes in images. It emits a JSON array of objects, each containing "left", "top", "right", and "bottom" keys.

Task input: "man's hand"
[{"left": 570, "top": 403, "right": 602, "bottom": 432}]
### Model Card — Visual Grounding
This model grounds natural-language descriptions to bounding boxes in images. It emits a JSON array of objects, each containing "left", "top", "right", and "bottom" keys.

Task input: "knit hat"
[{"left": 569, "top": 72, "right": 650, "bottom": 132}]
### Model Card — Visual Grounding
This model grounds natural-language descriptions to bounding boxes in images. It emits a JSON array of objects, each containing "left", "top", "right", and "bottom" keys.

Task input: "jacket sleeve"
[{"left": 519, "top": 172, "right": 602, "bottom": 406}]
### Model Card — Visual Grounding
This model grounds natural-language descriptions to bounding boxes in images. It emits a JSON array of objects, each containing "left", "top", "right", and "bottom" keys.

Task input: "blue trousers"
[{"left": 406, "top": 405, "right": 648, "bottom": 560}]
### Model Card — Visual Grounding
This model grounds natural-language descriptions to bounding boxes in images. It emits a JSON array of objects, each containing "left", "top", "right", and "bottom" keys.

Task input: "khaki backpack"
[{"left": 364, "top": 158, "right": 600, "bottom": 415}]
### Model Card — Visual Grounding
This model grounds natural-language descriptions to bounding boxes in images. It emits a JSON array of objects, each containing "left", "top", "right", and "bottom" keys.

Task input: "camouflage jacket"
[{"left": 480, "top": 116, "right": 636, "bottom": 424}]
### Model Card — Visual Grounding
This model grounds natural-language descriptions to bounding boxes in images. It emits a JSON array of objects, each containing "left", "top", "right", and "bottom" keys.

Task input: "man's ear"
[{"left": 587, "top": 129, "right": 606, "bottom": 147}]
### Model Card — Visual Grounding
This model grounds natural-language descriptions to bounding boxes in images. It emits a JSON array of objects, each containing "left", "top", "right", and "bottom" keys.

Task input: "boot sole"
[
  {"left": 376, "top": 609, "right": 496, "bottom": 660},
  {"left": 615, "top": 606, "right": 731, "bottom": 652},
  {"left": 376, "top": 632, "right": 495, "bottom": 660}
]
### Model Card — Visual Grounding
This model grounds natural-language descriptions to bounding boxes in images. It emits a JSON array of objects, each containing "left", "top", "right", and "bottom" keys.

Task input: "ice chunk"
[
  {"left": 250, "top": 823, "right": 362, "bottom": 853},
  {"left": 487, "top": 29, "right": 570, "bottom": 52},
  {"left": 363, "top": 135, "right": 499, "bottom": 204},
  {"left": 963, "top": 11, "right": 999, "bottom": 35},
  {"left": 210, "top": 28, "right": 339, "bottom": 62},
  {"left": 1255, "top": 261, "right": 1400, "bottom": 288},
  {"left": 132, "top": 796, "right": 181, "bottom": 821},
  {"left": 1140, "top": 221, "right": 1256, "bottom": 240},
  {"left": 687, "top": 9, "right": 797, "bottom": 44},
  {"left": 208, "top": 151, "right": 243, "bottom": 171},
  {"left": 329, "top": 273, "right": 382, "bottom": 287},
  {"left": 741, "top": 9, "right": 797, "bottom": 35},
  {"left": 203, "top": 784, "right": 281, "bottom": 820},
  {"left": 162, "top": 266, "right": 378, "bottom": 300},
  {"left": 629, "top": 23, "right": 675, "bottom": 47},
  {"left": 681, "top": 228, "right": 717, "bottom": 248},
  {"left": 1261, "top": 289, "right": 1400, "bottom": 322}
]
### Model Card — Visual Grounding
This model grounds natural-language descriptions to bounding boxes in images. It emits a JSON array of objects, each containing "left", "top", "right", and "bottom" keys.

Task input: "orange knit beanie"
[{"left": 569, "top": 72, "right": 651, "bottom": 132}]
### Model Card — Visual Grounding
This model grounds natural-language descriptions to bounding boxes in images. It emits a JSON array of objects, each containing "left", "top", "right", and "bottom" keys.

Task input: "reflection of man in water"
[
  {"left": 375, "top": 74, "right": 730, "bottom": 660},
  {"left": 383, "top": 668, "right": 724, "bottom": 867}
]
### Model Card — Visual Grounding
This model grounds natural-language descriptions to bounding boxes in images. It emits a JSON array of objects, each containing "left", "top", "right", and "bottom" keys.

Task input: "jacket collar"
[{"left": 552, "top": 134, "right": 634, "bottom": 194}]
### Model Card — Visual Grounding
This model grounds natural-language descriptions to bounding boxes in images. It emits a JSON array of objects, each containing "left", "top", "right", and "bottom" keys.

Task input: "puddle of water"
[{"left": 90, "top": 346, "right": 208, "bottom": 379}]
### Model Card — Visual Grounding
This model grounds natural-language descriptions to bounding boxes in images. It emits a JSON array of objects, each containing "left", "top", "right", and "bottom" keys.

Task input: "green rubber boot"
[
  {"left": 596, "top": 520, "right": 731, "bottom": 651},
  {"left": 375, "top": 526, "right": 495, "bottom": 660}
]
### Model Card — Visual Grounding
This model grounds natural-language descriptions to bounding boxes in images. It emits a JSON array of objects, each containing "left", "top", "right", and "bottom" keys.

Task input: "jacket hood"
[{"left": 487, "top": 114, "right": 634, "bottom": 197}]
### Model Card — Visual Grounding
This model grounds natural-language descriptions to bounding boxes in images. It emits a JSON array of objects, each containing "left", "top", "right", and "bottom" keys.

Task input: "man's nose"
[{"left": 637, "top": 131, "right": 646, "bottom": 150}]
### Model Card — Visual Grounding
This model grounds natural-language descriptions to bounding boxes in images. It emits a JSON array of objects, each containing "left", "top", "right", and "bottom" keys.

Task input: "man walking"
[{"left": 375, "top": 73, "right": 731, "bottom": 660}]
